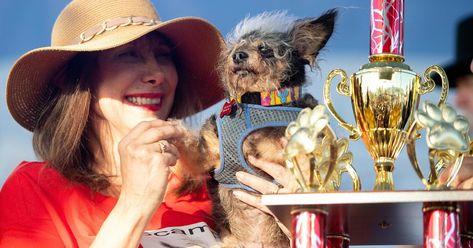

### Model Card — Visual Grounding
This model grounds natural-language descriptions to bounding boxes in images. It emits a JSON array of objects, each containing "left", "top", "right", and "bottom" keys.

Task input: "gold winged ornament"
[{"left": 284, "top": 105, "right": 360, "bottom": 192}]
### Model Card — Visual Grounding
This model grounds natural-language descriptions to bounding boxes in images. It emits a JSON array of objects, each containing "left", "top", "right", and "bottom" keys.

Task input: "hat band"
[{"left": 69, "top": 16, "right": 159, "bottom": 45}]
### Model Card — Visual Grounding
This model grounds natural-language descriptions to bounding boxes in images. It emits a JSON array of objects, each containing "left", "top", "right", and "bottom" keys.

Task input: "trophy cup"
[{"left": 323, "top": 0, "right": 449, "bottom": 190}]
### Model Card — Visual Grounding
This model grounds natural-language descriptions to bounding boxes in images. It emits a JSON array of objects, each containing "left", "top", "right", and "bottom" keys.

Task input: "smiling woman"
[{"left": 0, "top": 0, "right": 225, "bottom": 247}]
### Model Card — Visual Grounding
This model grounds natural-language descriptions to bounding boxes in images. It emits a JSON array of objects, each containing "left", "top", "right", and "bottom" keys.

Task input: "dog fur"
[{"left": 183, "top": 10, "right": 337, "bottom": 247}]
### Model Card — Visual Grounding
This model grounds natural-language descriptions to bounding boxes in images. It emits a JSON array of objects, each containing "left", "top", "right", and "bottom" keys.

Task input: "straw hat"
[
  {"left": 443, "top": 15, "right": 473, "bottom": 87},
  {"left": 6, "top": 0, "right": 224, "bottom": 131}
]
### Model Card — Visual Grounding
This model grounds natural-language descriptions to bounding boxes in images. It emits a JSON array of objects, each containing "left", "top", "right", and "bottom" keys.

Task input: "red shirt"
[{"left": 0, "top": 161, "right": 216, "bottom": 247}]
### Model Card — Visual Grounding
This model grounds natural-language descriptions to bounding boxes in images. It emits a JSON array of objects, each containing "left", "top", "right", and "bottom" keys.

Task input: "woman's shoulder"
[
  {"left": 6, "top": 161, "right": 62, "bottom": 182},
  {"left": 0, "top": 161, "right": 65, "bottom": 223},
  {"left": 12, "top": 160, "right": 49, "bottom": 171},
  {"left": 2, "top": 161, "right": 72, "bottom": 195}
]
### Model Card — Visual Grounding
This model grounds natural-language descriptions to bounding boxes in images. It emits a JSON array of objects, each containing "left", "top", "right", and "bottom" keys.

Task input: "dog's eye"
[{"left": 258, "top": 45, "right": 274, "bottom": 58}]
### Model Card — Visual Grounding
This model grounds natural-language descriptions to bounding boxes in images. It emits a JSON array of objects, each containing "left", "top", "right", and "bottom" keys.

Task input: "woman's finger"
[
  {"left": 458, "top": 177, "right": 473, "bottom": 189},
  {"left": 247, "top": 156, "right": 291, "bottom": 188},
  {"left": 236, "top": 171, "right": 281, "bottom": 194},
  {"left": 140, "top": 125, "right": 186, "bottom": 144},
  {"left": 247, "top": 156, "right": 286, "bottom": 179},
  {"left": 439, "top": 157, "right": 473, "bottom": 187},
  {"left": 232, "top": 190, "right": 271, "bottom": 214},
  {"left": 155, "top": 140, "right": 180, "bottom": 158},
  {"left": 156, "top": 152, "right": 179, "bottom": 168},
  {"left": 124, "top": 120, "right": 186, "bottom": 144},
  {"left": 127, "top": 119, "right": 169, "bottom": 136}
]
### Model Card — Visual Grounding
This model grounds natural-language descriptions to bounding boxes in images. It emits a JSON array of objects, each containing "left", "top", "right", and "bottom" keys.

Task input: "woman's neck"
[{"left": 89, "top": 122, "right": 124, "bottom": 196}]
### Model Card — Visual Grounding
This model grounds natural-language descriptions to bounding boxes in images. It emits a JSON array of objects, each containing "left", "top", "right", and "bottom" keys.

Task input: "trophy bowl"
[{"left": 324, "top": 56, "right": 447, "bottom": 190}]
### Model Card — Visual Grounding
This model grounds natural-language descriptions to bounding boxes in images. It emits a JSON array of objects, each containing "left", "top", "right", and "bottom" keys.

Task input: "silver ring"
[{"left": 158, "top": 141, "right": 167, "bottom": 153}]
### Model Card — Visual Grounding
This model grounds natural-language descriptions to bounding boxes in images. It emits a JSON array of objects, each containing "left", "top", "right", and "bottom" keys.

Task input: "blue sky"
[
  {"left": 1, "top": 0, "right": 473, "bottom": 191},
  {"left": 2, "top": 1, "right": 473, "bottom": 59}
]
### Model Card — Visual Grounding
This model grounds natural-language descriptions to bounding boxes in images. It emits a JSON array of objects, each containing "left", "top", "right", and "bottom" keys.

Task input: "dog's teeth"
[{"left": 237, "top": 70, "right": 249, "bottom": 76}]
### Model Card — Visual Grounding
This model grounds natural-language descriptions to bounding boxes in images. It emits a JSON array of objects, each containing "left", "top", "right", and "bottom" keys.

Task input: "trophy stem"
[
  {"left": 292, "top": 207, "right": 327, "bottom": 248},
  {"left": 373, "top": 160, "right": 395, "bottom": 190},
  {"left": 423, "top": 202, "right": 461, "bottom": 248}
]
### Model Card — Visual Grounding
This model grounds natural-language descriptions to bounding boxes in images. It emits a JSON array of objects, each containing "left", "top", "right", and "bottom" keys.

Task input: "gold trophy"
[{"left": 323, "top": 0, "right": 449, "bottom": 190}]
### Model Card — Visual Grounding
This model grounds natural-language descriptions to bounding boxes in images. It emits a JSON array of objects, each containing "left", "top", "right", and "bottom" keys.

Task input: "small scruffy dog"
[{"left": 185, "top": 10, "right": 337, "bottom": 247}]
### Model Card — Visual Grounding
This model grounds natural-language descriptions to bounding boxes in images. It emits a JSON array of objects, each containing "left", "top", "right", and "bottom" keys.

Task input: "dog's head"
[{"left": 220, "top": 10, "right": 337, "bottom": 100}]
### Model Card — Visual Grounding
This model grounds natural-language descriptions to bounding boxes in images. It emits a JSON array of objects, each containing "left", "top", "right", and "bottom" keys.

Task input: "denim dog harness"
[{"left": 215, "top": 103, "right": 302, "bottom": 191}]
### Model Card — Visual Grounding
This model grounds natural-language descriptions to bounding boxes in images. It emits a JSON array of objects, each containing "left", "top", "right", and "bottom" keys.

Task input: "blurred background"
[{"left": 1, "top": 0, "right": 473, "bottom": 196}]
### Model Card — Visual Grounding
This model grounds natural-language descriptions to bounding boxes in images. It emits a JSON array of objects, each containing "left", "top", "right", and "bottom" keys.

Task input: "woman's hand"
[
  {"left": 118, "top": 119, "right": 185, "bottom": 210},
  {"left": 232, "top": 156, "right": 296, "bottom": 237},
  {"left": 92, "top": 120, "right": 187, "bottom": 248},
  {"left": 439, "top": 156, "right": 473, "bottom": 189}
]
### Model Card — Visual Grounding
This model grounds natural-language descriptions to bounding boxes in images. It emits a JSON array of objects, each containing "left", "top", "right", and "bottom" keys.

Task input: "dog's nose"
[{"left": 232, "top": 51, "right": 249, "bottom": 64}]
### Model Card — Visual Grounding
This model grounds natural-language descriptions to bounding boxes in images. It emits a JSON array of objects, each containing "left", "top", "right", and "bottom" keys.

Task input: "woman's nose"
[{"left": 142, "top": 57, "right": 165, "bottom": 85}]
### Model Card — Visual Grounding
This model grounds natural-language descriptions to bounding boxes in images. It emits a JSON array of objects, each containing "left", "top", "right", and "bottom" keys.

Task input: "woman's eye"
[
  {"left": 155, "top": 52, "right": 173, "bottom": 62},
  {"left": 258, "top": 44, "right": 274, "bottom": 58},
  {"left": 118, "top": 50, "right": 139, "bottom": 58}
]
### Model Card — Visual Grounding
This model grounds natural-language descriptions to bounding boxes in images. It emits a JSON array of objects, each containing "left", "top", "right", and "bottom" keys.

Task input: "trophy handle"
[
  {"left": 324, "top": 69, "right": 361, "bottom": 140},
  {"left": 420, "top": 65, "right": 449, "bottom": 106},
  {"left": 406, "top": 123, "right": 431, "bottom": 187},
  {"left": 339, "top": 161, "right": 362, "bottom": 191},
  {"left": 406, "top": 66, "right": 450, "bottom": 188}
]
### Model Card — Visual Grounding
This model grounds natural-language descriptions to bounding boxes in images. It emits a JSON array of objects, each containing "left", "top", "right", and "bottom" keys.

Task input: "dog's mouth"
[{"left": 231, "top": 65, "right": 258, "bottom": 77}]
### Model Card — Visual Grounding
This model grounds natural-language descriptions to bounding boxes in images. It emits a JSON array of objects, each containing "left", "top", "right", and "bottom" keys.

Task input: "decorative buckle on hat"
[{"left": 73, "top": 16, "right": 159, "bottom": 44}]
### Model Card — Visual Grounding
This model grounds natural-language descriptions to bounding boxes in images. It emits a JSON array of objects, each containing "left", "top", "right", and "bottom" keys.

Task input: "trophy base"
[{"left": 262, "top": 190, "right": 473, "bottom": 245}]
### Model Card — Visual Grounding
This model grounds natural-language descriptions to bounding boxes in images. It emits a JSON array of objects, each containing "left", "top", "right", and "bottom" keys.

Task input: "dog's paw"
[{"left": 415, "top": 101, "right": 470, "bottom": 153}]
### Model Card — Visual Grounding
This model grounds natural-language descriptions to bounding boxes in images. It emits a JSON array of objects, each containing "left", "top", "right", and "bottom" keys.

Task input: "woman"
[{"left": 0, "top": 0, "right": 225, "bottom": 246}]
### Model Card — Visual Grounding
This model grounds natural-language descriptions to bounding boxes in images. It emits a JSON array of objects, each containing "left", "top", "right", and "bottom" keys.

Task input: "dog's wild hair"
[
  {"left": 181, "top": 9, "right": 338, "bottom": 247},
  {"left": 219, "top": 10, "right": 337, "bottom": 103}
]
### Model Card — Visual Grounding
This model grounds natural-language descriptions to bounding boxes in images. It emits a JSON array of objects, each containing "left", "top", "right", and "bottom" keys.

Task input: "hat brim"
[{"left": 7, "top": 17, "right": 224, "bottom": 131}]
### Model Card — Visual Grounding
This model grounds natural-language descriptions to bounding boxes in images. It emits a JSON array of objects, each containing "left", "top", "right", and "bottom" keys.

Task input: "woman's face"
[{"left": 92, "top": 34, "right": 178, "bottom": 136}]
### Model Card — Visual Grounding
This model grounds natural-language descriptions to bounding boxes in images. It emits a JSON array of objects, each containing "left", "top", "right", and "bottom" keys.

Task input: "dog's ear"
[{"left": 291, "top": 9, "right": 337, "bottom": 67}]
